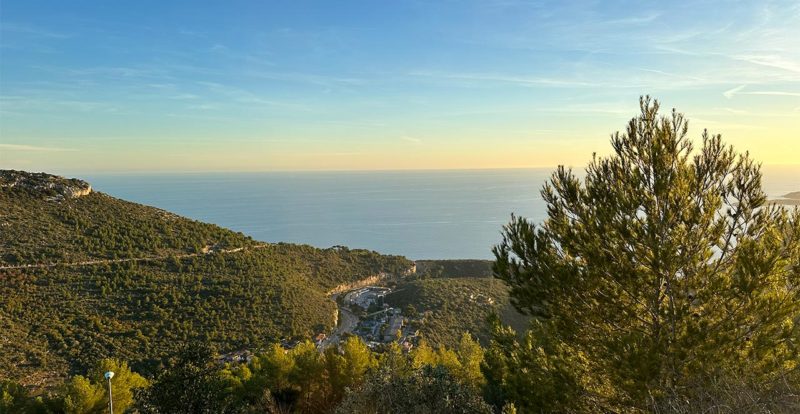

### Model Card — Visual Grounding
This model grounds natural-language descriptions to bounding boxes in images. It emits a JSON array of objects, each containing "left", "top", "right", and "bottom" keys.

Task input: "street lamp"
[{"left": 104, "top": 371, "right": 115, "bottom": 414}]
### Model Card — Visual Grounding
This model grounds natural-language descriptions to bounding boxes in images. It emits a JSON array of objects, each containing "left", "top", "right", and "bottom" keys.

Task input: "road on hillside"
[
  {"left": 0, "top": 244, "right": 270, "bottom": 270},
  {"left": 319, "top": 294, "right": 360, "bottom": 350}
]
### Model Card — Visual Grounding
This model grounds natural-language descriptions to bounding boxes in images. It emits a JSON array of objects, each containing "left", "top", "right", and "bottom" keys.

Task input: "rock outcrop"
[{"left": 0, "top": 170, "right": 92, "bottom": 200}]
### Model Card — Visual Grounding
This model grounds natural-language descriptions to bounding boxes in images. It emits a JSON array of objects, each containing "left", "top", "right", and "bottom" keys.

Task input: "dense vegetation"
[
  {"left": 414, "top": 260, "right": 493, "bottom": 279},
  {"left": 491, "top": 98, "right": 800, "bottom": 412},
  {"left": 1, "top": 336, "right": 491, "bottom": 414},
  {"left": 3, "top": 97, "right": 799, "bottom": 412},
  {"left": 385, "top": 277, "right": 528, "bottom": 347},
  {"left": 0, "top": 187, "right": 256, "bottom": 265},
  {"left": 0, "top": 177, "right": 411, "bottom": 390}
]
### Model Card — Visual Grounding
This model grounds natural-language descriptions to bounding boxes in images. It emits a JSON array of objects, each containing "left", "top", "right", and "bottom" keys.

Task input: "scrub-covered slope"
[{"left": 0, "top": 170, "right": 412, "bottom": 388}]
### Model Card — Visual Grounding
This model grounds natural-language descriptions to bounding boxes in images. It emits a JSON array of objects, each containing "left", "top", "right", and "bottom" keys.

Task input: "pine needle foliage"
[{"left": 492, "top": 97, "right": 800, "bottom": 410}]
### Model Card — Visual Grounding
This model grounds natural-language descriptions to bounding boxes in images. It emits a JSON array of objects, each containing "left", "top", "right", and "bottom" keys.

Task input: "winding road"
[
  {"left": 319, "top": 293, "right": 361, "bottom": 350},
  {"left": 0, "top": 244, "right": 270, "bottom": 270}
]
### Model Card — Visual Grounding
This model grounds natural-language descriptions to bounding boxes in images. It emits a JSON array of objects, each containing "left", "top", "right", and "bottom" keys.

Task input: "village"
[
  {"left": 219, "top": 285, "right": 422, "bottom": 365},
  {"left": 339, "top": 286, "right": 420, "bottom": 352}
]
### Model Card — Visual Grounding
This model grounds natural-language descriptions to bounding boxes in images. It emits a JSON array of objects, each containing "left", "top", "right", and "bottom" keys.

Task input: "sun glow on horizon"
[{"left": 1, "top": 1, "right": 798, "bottom": 173}]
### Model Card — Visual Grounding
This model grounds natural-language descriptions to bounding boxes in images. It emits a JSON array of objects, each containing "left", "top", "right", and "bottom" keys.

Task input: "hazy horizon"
[
  {"left": 76, "top": 169, "right": 800, "bottom": 259},
  {"left": 6, "top": 164, "right": 798, "bottom": 181},
  {"left": 2, "top": 2, "right": 800, "bottom": 410}
]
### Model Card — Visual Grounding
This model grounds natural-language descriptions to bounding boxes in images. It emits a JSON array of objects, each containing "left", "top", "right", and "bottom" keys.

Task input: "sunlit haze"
[{"left": 1, "top": 1, "right": 798, "bottom": 173}]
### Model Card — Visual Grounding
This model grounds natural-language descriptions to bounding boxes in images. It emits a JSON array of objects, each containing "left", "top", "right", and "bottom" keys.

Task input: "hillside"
[
  {"left": 414, "top": 259, "right": 494, "bottom": 279},
  {"left": 392, "top": 260, "right": 530, "bottom": 348},
  {"left": 0, "top": 171, "right": 412, "bottom": 389},
  {"left": 0, "top": 170, "right": 258, "bottom": 266},
  {"left": 385, "top": 277, "right": 529, "bottom": 348},
  {"left": 769, "top": 191, "right": 800, "bottom": 206}
]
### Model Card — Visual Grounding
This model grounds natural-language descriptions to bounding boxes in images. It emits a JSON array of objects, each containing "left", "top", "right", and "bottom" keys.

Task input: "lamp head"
[{"left": 104, "top": 371, "right": 115, "bottom": 380}]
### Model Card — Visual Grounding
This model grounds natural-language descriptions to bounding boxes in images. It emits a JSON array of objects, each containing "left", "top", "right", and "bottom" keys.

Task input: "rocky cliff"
[{"left": 0, "top": 170, "right": 92, "bottom": 200}]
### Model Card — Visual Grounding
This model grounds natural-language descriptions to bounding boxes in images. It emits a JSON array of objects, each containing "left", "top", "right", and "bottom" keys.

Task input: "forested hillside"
[
  {"left": 0, "top": 171, "right": 259, "bottom": 266},
  {"left": 385, "top": 277, "right": 528, "bottom": 347},
  {"left": 413, "top": 259, "right": 493, "bottom": 279},
  {"left": 0, "top": 171, "right": 412, "bottom": 390}
]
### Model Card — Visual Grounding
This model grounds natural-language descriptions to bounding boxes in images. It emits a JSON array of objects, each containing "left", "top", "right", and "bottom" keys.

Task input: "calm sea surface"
[{"left": 85, "top": 168, "right": 799, "bottom": 260}]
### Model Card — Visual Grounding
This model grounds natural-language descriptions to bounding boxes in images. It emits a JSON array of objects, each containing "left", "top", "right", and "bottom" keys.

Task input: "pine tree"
[
  {"left": 61, "top": 359, "right": 148, "bottom": 414},
  {"left": 142, "top": 343, "right": 229, "bottom": 413},
  {"left": 492, "top": 97, "right": 800, "bottom": 410}
]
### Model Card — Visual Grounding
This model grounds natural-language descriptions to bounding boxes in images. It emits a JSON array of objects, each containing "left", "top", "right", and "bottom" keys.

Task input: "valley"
[{"left": 0, "top": 171, "right": 518, "bottom": 394}]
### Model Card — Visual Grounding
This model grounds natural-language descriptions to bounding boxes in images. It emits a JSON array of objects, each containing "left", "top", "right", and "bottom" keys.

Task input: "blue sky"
[{"left": 1, "top": 0, "right": 798, "bottom": 172}]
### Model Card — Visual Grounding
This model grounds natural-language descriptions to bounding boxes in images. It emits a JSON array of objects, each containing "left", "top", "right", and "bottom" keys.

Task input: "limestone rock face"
[{"left": 0, "top": 170, "right": 92, "bottom": 200}]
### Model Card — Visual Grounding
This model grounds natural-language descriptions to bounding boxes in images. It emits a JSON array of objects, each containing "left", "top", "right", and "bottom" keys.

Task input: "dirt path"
[{"left": 0, "top": 243, "right": 271, "bottom": 270}]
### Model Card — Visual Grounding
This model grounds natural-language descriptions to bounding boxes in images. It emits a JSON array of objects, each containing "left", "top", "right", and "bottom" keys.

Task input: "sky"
[{"left": 1, "top": 0, "right": 798, "bottom": 173}]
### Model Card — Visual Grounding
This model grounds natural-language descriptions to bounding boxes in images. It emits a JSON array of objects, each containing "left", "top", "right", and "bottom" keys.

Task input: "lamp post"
[{"left": 104, "top": 371, "right": 115, "bottom": 414}]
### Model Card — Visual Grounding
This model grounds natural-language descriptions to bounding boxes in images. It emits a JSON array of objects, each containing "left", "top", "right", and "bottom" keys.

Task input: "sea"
[{"left": 84, "top": 167, "right": 800, "bottom": 260}]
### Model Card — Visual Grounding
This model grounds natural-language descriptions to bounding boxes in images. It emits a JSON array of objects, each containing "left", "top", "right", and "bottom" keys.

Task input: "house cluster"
[
  {"left": 352, "top": 307, "right": 420, "bottom": 351},
  {"left": 217, "top": 349, "right": 254, "bottom": 364},
  {"left": 341, "top": 286, "right": 423, "bottom": 351},
  {"left": 343, "top": 286, "right": 391, "bottom": 310}
]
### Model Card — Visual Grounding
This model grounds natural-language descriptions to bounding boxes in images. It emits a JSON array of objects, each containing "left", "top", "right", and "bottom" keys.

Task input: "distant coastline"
[
  {"left": 81, "top": 170, "right": 800, "bottom": 259},
  {"left": 769, "top": 191, "right": 800, "bottom": 206}
]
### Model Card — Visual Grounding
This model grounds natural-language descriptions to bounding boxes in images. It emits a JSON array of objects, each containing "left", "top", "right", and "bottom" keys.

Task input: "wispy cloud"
[
  {"left": 0, "top": 96, "right": 121, "bottom": 113},
  {"left": 720, "top": 107, "right": 749, "bottom": 115},
  {"left": 735, "top": 54, "right": 800, "bottom": 75},
  {"left": 744, "top": 91, "right": 800, "bottom": 97},
  {"left": 723, "top": 85, "right": 800, "bottom": 99},
  {"left": 2, "top": 1, "right": 799, "bottom": 170},
  {"left": 604, "top": 12, "right": 661, "bottom": 26},
  {"left": 66, "top": 66, "right": 169, "bottom": 79},
  {"left": 0, "top": 143, "right": 77, "bottom": 152},
  {"left": 170, "top": 93, "right": 200, "bottom": 100},
  {"left": 187, "top": 103, "right": 218, "bottom": 111},
  {"left": 178, "top": 29, "right": 206, "bottom": 37},
  {"left": 0, "top": 22, "right": 71, "bottom": 39},
  {"left": 196, "top": 81, "right": 311, "bottom": 110},
  {"left": 409, "top": 71, "right": 594, "bottom": 87},
  {"left": 723, "top": 85, "right": 747, "bottom": 99},
  {"left": 243, "top": 70, "right": 365, "bottom": 88},
  {"left": 637, "top": 68, "right": 705, "bottom": 82}
]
